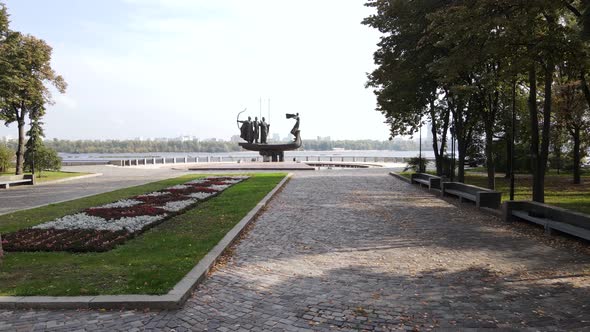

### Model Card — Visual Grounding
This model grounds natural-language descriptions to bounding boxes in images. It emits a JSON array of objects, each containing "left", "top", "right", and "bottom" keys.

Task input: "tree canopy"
[{"left": 364, "top": 0, "right": 590, "bottom": 202}]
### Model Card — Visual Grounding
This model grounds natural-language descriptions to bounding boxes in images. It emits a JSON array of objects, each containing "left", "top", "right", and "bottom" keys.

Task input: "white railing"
[{"left": 111, "top": 156, "right": 435, "bottom": 167}]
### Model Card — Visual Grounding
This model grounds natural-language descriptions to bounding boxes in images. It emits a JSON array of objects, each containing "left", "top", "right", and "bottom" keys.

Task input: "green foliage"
[
  {"left": 24, "top": 145, "right": 61, "bottom": 176},
  {"left": 404, "top": 156, "right": 428, "bottom": 173},
  {"left": 0, "top": 144, "right": 13, "bottom": 172},
  {"left": 364, "top": 0, "right": 590, "bottom": 199},
  {"left": 0, "top": 3, "right": 66, "bottom": 174}
]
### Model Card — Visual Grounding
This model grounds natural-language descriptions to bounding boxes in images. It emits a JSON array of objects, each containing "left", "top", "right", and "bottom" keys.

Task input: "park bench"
[
  {"left": 410, "top": 173, "right": 444, "bottom": 190},
  {"left": 503, "top": 201, "right": 590, "bottom": 241},
  {"left": 0, "top": 174, "right": 35, "bottom": 189},
  {"left": 441, "top": 182, "right": 501, "bottom": 209}
]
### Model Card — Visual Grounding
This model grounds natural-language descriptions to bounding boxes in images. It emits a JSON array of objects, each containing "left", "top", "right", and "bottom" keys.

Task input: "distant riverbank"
[{"left": 60, "top": 150, "right": 435, "bottom": 162}]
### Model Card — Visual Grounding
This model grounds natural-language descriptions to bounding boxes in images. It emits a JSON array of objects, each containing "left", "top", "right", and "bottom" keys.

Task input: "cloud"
[
  {"left": 53, "top": 94, "right": 78, "bottom": 111},
  {"left": 0, "top": 0, "right": 389, "bottom": 140}
]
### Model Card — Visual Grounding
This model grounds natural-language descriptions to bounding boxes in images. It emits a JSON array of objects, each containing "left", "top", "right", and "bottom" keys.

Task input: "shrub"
[
  {"left": 25, "top": 145, "right": 62, "bottom": 176},
  {"left": 0, "top": 145, "right": 14, "bottom": 173},
  {"left": 404, "top": 156, "right": 428, "bottom": 173}
]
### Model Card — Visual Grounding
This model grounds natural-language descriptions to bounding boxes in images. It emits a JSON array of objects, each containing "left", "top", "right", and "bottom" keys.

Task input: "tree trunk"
[
  {"left": 485, "top": 129, "right": 495, "bottom": 189},
  {"left": 429, "top": 101, "right": 450, "bottom": 176},
  {"left": 505, "top": 134, "right": 512, "bottom": 179},
  {"left": 457, "top": 137, "right": 467, "bottom": 183},
  {"left": 429, "top": 99, "right": 442, "bottom": 176},
  {"left": 580, "top": 70, "right": 590, "bottom": 109},
  {"left": 528, "top": 63, "right": 542, "bottom": 202},
  {"left": 439, "top": 108, "right": 450, "bottom": 174},
  {"left": 15, "top": 119, "right": 26, "bottom": 175},
  {"left": 534, "top": 61, "right": 554, "bottom": 202},
  {"left": 573, "top": 126, "right": 581, "bottom": 184},
  {"left": 485, "top": 92, "right": 499, "bottom": 189}
]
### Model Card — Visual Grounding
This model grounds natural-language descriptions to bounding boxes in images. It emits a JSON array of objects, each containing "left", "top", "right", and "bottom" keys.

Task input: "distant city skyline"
[{"left": 0, "top": 0, "right": 390, "bottom": 141}]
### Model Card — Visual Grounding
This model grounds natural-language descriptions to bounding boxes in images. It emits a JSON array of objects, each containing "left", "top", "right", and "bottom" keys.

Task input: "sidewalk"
[{"left": 1, "top": 169, "right": 589, "bottom": 331}]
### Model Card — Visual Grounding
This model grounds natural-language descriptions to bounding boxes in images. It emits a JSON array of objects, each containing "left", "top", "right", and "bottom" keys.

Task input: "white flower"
[
  {"left": 137, "top": 191, "right": 170, "bottom": 198},
  {"left": 98, "top": 199, "right": 143, "bottom": 209},
  {"left": 160, "top": 199, "right": 198, "bottom": 212},
  {"left": 168, "top": 184, "right": 190, "bottom": 190},
  {"left": 209, "top": 184, "right": 230, "bottom": 191},
  {"left": 187, "top": 192, "right": 215, "bottom": 200},
  {"left": 186, "top": 179, "right": 209, "bottom": 185},
  {"left": 33, "top": 213, "right": 167, "bottom": 232}
]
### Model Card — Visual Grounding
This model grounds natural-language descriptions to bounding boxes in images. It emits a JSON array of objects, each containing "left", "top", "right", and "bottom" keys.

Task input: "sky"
[{"left": 0, "top": 0, "right": 389, "bottom": 141}]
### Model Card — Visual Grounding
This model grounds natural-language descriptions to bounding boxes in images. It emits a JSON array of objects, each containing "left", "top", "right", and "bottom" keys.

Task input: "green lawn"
[
  {"left": 0, "top": 169, "right": 91, "bottom": 183},
  {"left": 0, "top": 173, "right": 286, "bottom": 296},
  {"left": 398, "top": 171, "right": 590, "bottom": 214}
]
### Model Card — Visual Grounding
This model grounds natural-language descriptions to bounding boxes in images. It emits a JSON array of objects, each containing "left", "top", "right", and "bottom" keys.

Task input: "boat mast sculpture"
[{"left": 236, "top": 110, "right": 301, "bottom": 162}]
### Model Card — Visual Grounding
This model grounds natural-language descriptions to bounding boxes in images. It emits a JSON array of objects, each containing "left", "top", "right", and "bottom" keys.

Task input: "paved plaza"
[
  {"left": 1, "top": 169, "right": 590, "bottom": 331},
  {"left": 0, "top": 166, "right": 185, "bottom": 215}
]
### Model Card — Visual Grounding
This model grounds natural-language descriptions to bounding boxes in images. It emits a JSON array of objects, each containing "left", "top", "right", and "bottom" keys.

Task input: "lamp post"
[
  {"left": 450, "top": 126, "right": 455, "bottom": 182},
  {"left": 29, "top": 118, "right": 35, "bottom": 179},
  {"left": 419, "top": 119, "right": 423, "bottom": 173}
]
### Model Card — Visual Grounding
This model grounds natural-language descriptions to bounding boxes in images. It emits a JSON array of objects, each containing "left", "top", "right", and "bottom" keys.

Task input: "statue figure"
[
  {"left": 286, "top": 113, "right": 300, "bottom": 141},
  {"left": 238, "top": 116, "right": 254, "bottom": 143},
  {"left": 253, "top": 117, "right": 260, "bottom": 144},
  {"left": 260, "top": 117, "right": 270, "bottom": 144}
]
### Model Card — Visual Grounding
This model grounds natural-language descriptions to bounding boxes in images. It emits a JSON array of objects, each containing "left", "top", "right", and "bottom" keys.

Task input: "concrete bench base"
[
  {"left": 0, "top": 175, "right": 34, "bottom": 189},
  {"left": 504, "top": 201, "right": 590, "bottom": 241},
  {"left": 441, "top": 182, "right": 501, "bottom": 209},
  {"left": 444, "top": 189, "right": 476, "bottom": 203},
  {"left": 410, "top": 173, "right": 444, "bottom": 190}
]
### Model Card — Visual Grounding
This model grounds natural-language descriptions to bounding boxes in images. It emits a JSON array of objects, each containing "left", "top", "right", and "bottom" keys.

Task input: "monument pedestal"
[
  {"left": 260, "top": 150, "right": 284, "bottom": 162},
  {"left": 238, "top": 131, "right": 300, "bottom": 163}
]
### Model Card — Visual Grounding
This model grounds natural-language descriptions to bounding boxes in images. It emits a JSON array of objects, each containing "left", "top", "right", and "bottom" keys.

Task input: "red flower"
[
  {"left": 134, "top": 192, "right": 191, "bottom": 205},
  {"left": 85, "top": 205, "right": 166, "bottom": 219}
]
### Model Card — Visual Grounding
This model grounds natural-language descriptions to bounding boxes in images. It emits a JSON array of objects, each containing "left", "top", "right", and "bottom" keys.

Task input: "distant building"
[
  {"left": 272, "top": 133, "right": 281, "bottom": 142},
  {"left": 1, "top": 136, "right": 12, "bottom": 143},
  {"left": 178, "top": 135, "right": 197, "bottom": 142},
  {"left": 230, "top": 135, "right": 241, "bottom": 143},
  {"left": 317, "top": 136, "right": 331, "bottom": 141}
]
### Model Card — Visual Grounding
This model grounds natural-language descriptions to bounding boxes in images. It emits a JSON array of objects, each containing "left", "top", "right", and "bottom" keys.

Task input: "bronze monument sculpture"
[{"left": 236, "top": 110, "right": 301, "bottom": 162}]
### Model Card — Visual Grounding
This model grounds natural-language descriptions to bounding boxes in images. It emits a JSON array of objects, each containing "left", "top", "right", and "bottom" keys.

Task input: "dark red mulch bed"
[
  {"left": 133, "top": 192, "right": 192, "bottom": 205},
  {"left": 85, "top": 205, "right": 166, "bottom": 219},
  {"left": 2, "top": 228, "right": 131, "bottom": 252},
  {"left": 197, "top": 181, "right": 230, "bottom": 186},
  {"left": 167, "top": 186, "right": 218, "bottom": 195}
]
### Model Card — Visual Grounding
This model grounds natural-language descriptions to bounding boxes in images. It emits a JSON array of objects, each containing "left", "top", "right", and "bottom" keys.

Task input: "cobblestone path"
[{"left": 1, "top": 169, "right": 590, "bottom": 331}]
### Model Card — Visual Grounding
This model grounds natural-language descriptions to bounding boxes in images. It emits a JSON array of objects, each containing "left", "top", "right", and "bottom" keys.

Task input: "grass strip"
[
  {"left": 0, "top": 173, "right": 285, "bottom": 296},
  {"left": 0, "top": 170, "right": 92, "bottom": 183},
  {"left": 397, "top": 171, "right": 590, "bottom": 214}
]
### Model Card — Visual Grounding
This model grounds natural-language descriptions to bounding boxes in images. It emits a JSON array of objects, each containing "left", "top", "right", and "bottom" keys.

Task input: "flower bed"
[{"left": 2, "top": 176, "right": 249, "bottom": 252}]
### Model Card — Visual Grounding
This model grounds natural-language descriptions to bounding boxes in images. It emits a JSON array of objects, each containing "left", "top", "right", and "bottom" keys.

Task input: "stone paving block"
[{"left": 1, "top": 169, "right": 590, "bottom": 331}]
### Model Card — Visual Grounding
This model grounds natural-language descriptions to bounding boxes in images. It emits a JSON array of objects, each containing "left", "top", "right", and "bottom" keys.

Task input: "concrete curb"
[
  {"left": 388, "top": 171, "right": 411, "bottom": 184},
  {"left": 35, "top": 173, "right": 103, "bottom": 186},
  {"left": 0, "top": 173, "right": 293, "bottom": 310}
]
